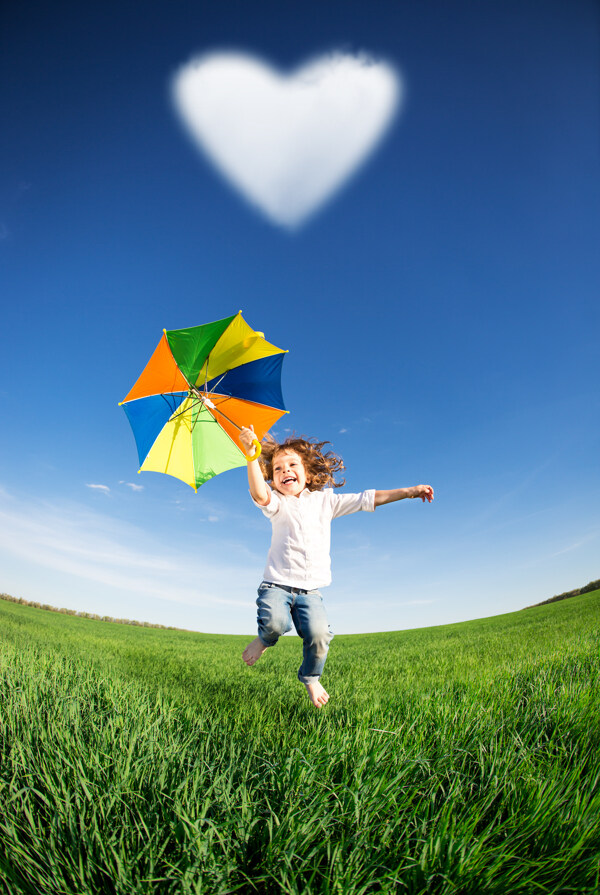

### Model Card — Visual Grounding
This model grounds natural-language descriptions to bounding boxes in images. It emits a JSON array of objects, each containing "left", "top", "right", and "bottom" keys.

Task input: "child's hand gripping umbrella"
[{"left": 119, "top": 311, "right": 288, "bottom": 491}]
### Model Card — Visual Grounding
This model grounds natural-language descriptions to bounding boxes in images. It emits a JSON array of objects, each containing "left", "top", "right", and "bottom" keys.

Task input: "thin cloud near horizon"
[{"left": 0, "top": 490, "right": 258, "bottom": 611}]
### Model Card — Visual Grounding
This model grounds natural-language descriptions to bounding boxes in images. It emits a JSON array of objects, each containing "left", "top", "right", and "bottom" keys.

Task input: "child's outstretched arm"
[
  {"left": 374, "top": 485, "right": 434, "bottom": 507},
  {"left": 239, "top": 425, "right": 270, "bottom": 506}
]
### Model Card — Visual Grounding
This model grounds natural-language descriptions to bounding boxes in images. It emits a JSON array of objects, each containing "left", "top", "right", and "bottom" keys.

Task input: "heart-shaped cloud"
[{"left": 171, "top": 51, "right": 401, "bottom": 228}]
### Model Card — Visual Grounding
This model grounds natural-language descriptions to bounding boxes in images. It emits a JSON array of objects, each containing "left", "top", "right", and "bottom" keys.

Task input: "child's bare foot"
[
  {"left": 242, "top": 637, "right": 268, "bottom": 667},
  {"left": 304, "top": 680, "right": 330, "bottom": 707}
]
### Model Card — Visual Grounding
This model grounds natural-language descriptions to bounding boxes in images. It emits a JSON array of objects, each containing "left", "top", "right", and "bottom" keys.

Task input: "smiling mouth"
[{"left": 282, "top": 477, "right": 297, "bottom": 485}]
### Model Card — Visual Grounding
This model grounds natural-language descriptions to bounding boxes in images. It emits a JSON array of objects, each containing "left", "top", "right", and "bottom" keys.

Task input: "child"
[{"left": 239, "top": 425, "right": 433, "bottom": 708}]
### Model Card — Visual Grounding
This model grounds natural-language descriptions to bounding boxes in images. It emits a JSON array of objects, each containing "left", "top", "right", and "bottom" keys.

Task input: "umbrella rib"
[
  {"left": 167, "top": 395, "right": 206, "bottom": 430},
  {"left": 208, "top": 373, "right": 227, "bottom": 395},
  {"left": 166, "top": 377, "right": 280, "bottom": 434},
  {"left": 167, "top": 392, "right": 225, "bottom": 433},
  {"left": 160, "top": 393, "right": 186, "bottom": 415},
  {"left": 208, "top": 402, "right": 242, "bottom": 431},
  {"left": 167, "top": 397, "right": 196, "bottom": 422},
  {"left": 189, "top": 386, "right": 242, "bottom": 431}
]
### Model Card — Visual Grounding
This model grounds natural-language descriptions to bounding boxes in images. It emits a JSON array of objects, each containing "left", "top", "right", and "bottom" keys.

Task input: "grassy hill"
[{"left": 1, "top": 591, "right": 599, "bottom": 894}]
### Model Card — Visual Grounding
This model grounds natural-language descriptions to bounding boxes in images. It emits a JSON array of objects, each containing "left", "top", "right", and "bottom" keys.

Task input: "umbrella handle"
[{"left": 245, "top": 439, "right": 262, "bottom": 462}]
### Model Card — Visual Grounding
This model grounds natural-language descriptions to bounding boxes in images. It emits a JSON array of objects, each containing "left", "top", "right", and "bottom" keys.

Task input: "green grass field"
[{"left": 1, "top": 591, "right": 599, "bottom": 894}]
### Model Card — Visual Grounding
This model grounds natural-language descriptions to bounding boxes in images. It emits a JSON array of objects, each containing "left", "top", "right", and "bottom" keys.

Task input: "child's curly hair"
[{"left": 259, "top": 433, "right": 346, "bottom": 491}]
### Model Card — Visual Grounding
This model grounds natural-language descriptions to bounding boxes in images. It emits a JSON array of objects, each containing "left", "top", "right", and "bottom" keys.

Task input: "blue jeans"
[{"left": 256, "top": 581, "right": 334, "bottom": 683}]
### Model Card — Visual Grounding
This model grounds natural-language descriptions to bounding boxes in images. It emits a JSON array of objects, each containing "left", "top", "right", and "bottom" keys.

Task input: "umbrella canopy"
[{"left": 120, "top": 311, "right": 288, "bottom": 491}]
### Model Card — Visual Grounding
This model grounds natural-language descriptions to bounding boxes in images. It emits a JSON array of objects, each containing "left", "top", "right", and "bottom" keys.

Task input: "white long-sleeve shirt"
[{"left": 252, "top": 487, "right": 376, "bottom": 590}]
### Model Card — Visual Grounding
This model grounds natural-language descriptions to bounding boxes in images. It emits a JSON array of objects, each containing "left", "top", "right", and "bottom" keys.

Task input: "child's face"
[{"left": 272, "top": 449, "right": 309, "bottom": 497}]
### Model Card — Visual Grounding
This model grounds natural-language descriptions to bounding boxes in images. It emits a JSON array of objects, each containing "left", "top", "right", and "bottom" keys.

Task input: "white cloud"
[
  {"left": 120, "top": 481, "right": 144, "bottom": 492},
  {"left": 546, "top": 530, "right": 599, "bottom": 559},
  {"left": 0, "top": 490, "right": 256, "bottom": 612},
  {"left": 172, "top": 49, "right": 401, "bottom": 228},
  {"left": 86, "top": 483, "right": 110, "bottom": 494}
]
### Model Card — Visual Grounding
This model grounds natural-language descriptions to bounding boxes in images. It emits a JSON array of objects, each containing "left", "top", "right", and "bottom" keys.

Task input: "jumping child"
[{"left": 239, "top": 425, "right": 433, "bottom": 707}]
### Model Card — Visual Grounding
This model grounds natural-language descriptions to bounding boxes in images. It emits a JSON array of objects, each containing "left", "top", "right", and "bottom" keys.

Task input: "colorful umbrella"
[{"left": 120, "top": 311, "right": 288, "bottom": 491}]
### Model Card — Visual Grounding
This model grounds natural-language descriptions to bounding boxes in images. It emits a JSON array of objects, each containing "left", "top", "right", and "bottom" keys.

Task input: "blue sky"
[{"left": 1, "top": 0, "right": 598, "bottom": 635}]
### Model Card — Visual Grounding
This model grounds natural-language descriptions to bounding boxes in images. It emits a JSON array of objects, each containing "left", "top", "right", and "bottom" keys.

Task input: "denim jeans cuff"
[
  {"left": 297, "top": 673, "right": 320, "bottom": 684},
  {"left": 258, "top": 634, "right": 276, "bottom": 647}
]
